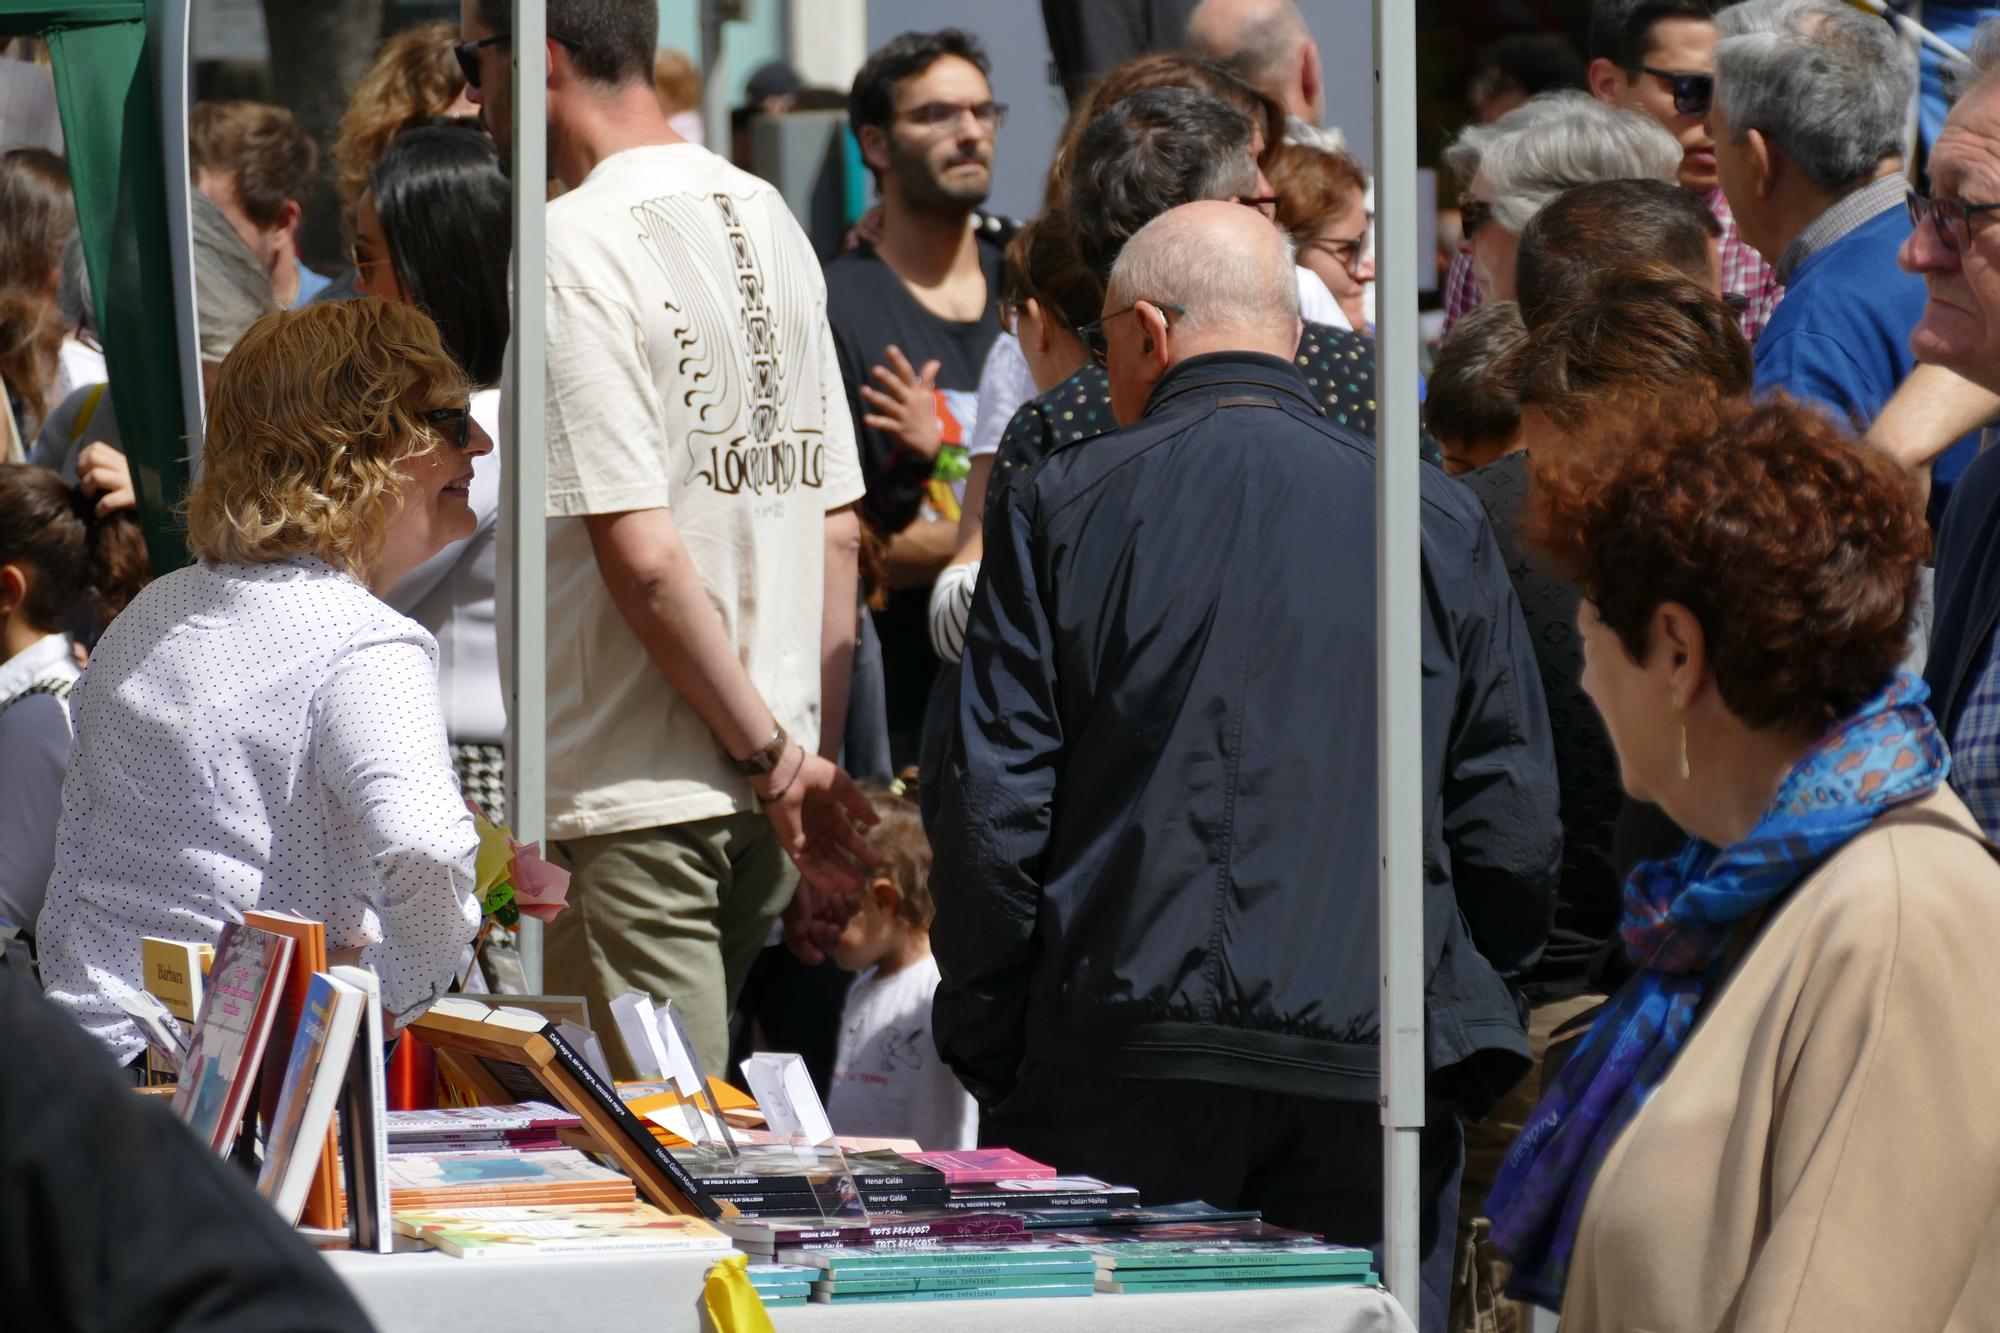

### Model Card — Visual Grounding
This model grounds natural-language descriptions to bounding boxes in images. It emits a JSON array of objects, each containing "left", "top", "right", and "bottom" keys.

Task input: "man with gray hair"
[
  {"left": 1186, "top": 0, "right": 1325, "bottom": 128},
  {"left": 1712, "top": 0, "right": 1982, "bottom": 508},
  {"left": 930, "top": 199, "right": 1559, "bottom": 1333}
]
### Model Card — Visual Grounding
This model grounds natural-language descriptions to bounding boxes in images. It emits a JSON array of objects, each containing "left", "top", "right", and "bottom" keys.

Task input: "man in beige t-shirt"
[{"left": 463, "top": 0, "right": 875, "bottom": 1072}]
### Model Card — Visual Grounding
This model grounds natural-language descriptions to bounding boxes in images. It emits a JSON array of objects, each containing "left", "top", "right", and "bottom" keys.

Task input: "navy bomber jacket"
[{"left": 929, "top": 351, "right": 1561, "bottom": 1119}]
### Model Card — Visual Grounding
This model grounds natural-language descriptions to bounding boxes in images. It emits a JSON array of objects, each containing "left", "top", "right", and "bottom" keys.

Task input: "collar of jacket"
[{"left": 1140, "top": 350, "right": 1317, "bottom": 420}]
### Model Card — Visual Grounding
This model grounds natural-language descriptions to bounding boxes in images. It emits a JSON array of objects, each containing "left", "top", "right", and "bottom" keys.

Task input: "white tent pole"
[
  {"left": 1373, "top": 0, "right": 1425, "bottom": 1321},
  {"left": 509, "top": 0, "right": 549, "bottom": 991}
]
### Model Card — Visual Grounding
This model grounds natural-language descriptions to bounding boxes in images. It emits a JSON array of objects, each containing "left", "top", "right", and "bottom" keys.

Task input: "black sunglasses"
[
  {"left": 455, "top": 31, "right": 581, "bottom": 90},
  {"left": 1639, "top": 65, "right": 1713, "bottom": 117},
  {"left": 424, "top": 406, "right": 473, "bottom": 451}
]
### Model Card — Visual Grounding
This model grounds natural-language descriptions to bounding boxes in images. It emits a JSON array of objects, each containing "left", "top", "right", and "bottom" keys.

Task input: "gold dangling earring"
[{"left": 1678, "top": 720, "right": 1692, "bottom": 782}]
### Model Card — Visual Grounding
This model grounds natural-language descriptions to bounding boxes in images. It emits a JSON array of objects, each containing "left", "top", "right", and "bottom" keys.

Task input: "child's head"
[
  {"left": 1425, "top": 299, "right": 1528, "bottom": 475},
  {"left": 831, "top": 786, "right": 933, "bottom": 974}
]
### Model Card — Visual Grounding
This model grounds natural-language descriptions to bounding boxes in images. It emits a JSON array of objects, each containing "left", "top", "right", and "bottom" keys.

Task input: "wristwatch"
[{"left": 731, "top": 724, "right": 790, "bottom": 778}]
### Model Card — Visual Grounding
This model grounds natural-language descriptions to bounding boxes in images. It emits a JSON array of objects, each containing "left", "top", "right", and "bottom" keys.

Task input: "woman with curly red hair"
[{"left": 1484, "top": 392, "right": 2000, "bottom": 1329}]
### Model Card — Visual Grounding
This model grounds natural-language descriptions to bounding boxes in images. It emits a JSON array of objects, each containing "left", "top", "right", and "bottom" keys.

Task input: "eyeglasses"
[
  {"left": 350, "top": 244, "right": 393, "bottom": 275},
  {"left": 897, "top": 101, "right": 1008, "bottom": 132},
  {"left": 1459, "top": 195, "right": 1496, "bottom": 239},
  {"left": 1907, "top": 189, "right": 2000, "bottom": 253},
  {"left": 1638, "top": 65, "right": 1713, "bottom": 117},
  {"left": 1076, "top": 301, "right": 1186, "bottom": 366},
  {"left": 1235, "top": 194, "right": 1282, "bottom": 221},
  {"left": 454, "top": 31, "right": 581, "bottom": 90},
  {"left": 1304, "top": 231, "right": 1373, "bottom": 280},
  {"left": 424, "top": 406, "right": 473, "bottom": 451},
  {"left": 996, "top": 298, "right": 1024, "bottom": 336}
]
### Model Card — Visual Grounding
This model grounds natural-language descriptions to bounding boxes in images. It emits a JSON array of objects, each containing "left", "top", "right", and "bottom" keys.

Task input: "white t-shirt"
[
  {"left": 828, "top": 953, "right": 977, "bottom": 1150},
  {"left": 967, "top": 333, "right": 1038, "bottom": 461},
  {"left": 526, "top": 144, "right": 866, "bottom": 840},
  {"left": 387, "top": 388, "right": 504, "bottom": 745}
]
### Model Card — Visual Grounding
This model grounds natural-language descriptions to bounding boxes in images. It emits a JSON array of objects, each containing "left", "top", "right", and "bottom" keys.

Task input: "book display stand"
[
  {"left": 740, "top": 1050, "right": 867, "bottom": 1223},
  {"left": 411, "top": 998, "right": 723, "bottom": 1220}
]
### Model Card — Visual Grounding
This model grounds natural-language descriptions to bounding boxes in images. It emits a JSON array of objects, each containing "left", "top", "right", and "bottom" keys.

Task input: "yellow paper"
[
  {"left": 701, "top": 1252, "right": 775, "bottom": 1333},
  {"left": 470, "top": 806, "right": 514, "bottom": 898}
]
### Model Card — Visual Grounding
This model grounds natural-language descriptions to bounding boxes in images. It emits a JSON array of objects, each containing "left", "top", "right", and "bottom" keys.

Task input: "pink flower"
[{"left": 506, "top": 838, "right": 571, "bottom": 923}]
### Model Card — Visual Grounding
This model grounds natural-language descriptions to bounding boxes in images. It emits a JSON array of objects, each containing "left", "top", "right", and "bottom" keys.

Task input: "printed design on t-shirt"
[
  {"left": 879, "top": 1025, "right": 928, "bottom": 1073},
  {"left": 631, "top": 190, "right": 829, "bottom": 498}
]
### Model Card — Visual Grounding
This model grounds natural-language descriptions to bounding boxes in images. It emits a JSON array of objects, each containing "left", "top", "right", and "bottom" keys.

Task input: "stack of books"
[
  {"left": 744, "top": 1262, "right": 819, "bottom": 1308},
  {"left": 343, "top": 1148, "right": 637, "bottom": 1213},
  {"left": 1089, "top": 1241, "right": 1379, "bottom": 1293},
  {"left": 717, "top": 1209, "right": 1028, "bottom": 1260},
  {"left": 391, "top": 1201, "right": 731, "bottom": 1259},
  {"left": 385, "top": 1103, "right": 580, "bottom": 1155},
  {"left": 791, "top": 1245, "right": 1099, "bottom": 1305},
  {"left": 941, "top": 1175, "right": 1140, "bottom": 1213},
  {"left": 677, "top": 1145, "right": 952, "bottom": 1217}
]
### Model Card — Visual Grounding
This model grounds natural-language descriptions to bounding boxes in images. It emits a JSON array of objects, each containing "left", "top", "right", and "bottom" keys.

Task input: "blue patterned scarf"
[{"left": 1486, "top": 672, "right": 1947, "bottom": 1309}]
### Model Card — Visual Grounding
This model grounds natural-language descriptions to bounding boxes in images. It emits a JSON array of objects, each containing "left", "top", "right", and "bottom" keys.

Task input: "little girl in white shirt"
[{"left": 826, "top": 788, "right": 978, "bottom": 1150}]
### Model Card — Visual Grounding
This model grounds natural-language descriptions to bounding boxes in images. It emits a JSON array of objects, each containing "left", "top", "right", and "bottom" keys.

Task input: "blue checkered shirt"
[{"left": 1952, "top": 639, "right": 2000, "bottom": 837}]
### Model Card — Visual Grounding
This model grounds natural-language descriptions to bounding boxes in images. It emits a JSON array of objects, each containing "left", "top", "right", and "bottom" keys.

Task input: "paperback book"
[
  {"left": 817, "top": 1272, "right": 1098, "bottom": 1295},
  {"left": 1097, "top": 1273, "right": 1380, "bottom": 1294},
  {"left": 908, "top": 1148, "right": 1056, "bottom": 1185},
  {"left": 391, "top": 1202, "right": 731, "bottom": 1259},
  {"left": 943, "top": 1176, "right": 1139, "bottom": 1211},
  {"left": 332, "top": 964, "right": 391, "bottom": 1252},
  {"left": 807, "top": 1284, "right": 1093, "bottom": 1304},
  {"left": 255, "top": 971, "right": 365, "bottom": 1224},
  {"left": 1017, "top": 1201, "right": 1262, "bottom": 1231},
  {"left": 779, "top": 1242, "right": 1097, "bottom": 1278},
  {"left": 360, "top": 1148, "right": 638, "bottom": 1210},
  {"left": 719, "top": 1210, "right": 1025, "bottom": 1253},
  {"left": 1090, "top": 1241, "right": 1375, "bottom": 1272},
  {"left": 171, "top": 922, "right": 294, "bottom": 1153}
]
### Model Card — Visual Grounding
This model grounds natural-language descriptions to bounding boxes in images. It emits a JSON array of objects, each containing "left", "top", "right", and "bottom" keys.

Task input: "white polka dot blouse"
[{"left": 36, "top": 555, "right": 481, "bottom": 1065}]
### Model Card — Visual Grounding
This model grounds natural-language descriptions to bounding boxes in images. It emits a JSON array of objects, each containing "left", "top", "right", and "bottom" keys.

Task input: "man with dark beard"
[{"left": 826, "top": 29, "right": 1008, "bottom": 770}]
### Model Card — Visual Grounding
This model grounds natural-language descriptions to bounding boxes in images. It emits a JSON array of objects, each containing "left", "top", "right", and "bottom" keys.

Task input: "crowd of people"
[{"left": 6, "top": 0, "right": 2000, "bottom": 1327}]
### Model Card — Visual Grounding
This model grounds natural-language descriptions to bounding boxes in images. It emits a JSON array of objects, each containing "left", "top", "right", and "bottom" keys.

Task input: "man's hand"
[
  {"left": 858, "top": 345, "right": 944, "bottom": 463},
  {"left": 76, "top": 442, "right": 135, "bottom": 517},
  {"left": 755, "top": 744, "right": 882, "bottom": 901}
]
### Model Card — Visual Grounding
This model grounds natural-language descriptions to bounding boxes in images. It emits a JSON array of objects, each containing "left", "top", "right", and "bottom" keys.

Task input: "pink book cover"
[{"left": 909, "top": 1148, "right": 1058, "bottom": 1186}]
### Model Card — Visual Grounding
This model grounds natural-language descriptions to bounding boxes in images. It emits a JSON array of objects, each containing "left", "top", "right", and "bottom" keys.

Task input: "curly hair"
[
  {"left": 186, "top": 300, "right": 469, "bottom": 580},
  {"left": 860, "top": 787, "right": 934, "bottom": 929},
  {"left": 1528, "top": 392, "right": 1928, "bottom": 735},
  {"left": 331, "top": 22, "right": 467, "bottom": 223}
]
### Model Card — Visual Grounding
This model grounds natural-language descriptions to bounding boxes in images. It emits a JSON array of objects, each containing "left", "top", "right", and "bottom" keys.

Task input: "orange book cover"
[{"left": 243, "top": 910, "right": 338, "bottom": 1229}]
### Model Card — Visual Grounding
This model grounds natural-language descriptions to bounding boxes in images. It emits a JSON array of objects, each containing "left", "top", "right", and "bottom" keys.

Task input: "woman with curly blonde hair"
[
  {"left": 37, "top": 299, "right": 491, "bottom": 1067},
  {"left": 330, "top": 21, "right": 475, "bottom": 224}
]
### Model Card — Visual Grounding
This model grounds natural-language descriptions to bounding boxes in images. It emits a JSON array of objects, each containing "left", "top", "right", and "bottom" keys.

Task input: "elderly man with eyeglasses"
[{"left": 1900, "top": 17, "right": 2000, "bottom": 848}]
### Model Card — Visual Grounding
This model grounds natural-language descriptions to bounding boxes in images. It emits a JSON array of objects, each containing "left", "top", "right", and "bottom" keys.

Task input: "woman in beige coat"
[{"left": 1485, "top": 391, "right": 2000, "bottom": 1331}]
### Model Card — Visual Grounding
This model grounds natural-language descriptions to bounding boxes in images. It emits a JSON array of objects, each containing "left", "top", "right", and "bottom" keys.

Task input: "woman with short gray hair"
[{"left": 1446, "top": 91, "right": 1681, "bottom": 301}]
